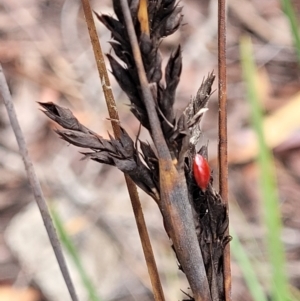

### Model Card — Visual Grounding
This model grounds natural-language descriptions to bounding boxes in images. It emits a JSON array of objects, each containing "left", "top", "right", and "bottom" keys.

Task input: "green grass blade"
[
  {"left": 281, "top": 0, "right": 300, "bottom": 64},
  {"left": 230, "top": 227, "right": 268, "bottom": 301},
  {"left": 240, "top": 36, "right": 290, "bottom": 301},
  {"left": 51, "top": 206, "right": 103, "bottom": 301}
]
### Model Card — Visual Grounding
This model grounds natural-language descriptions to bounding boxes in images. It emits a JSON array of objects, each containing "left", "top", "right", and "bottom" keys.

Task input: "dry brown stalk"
[
  {"left": 0, "top": 65, "right": 79, "bottom": 301},
  {"left": 119, "top": 1, "right": 210, "bottom": 300},
  {"left": 217, "top": 0, "right": 231, "bottom": 300},
  {"left": 80, "top": 1, "right": 165, "bottom": 301}
]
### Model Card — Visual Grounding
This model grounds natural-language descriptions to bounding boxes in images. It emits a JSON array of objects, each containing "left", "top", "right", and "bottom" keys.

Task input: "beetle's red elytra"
[{"left": 193, "top": 154, "right": 211, "bottom": 191}]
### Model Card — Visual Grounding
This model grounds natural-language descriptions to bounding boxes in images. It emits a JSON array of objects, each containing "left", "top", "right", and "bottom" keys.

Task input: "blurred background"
[{"left": 0, "top": 0, "right": 300, "bottom": 300}]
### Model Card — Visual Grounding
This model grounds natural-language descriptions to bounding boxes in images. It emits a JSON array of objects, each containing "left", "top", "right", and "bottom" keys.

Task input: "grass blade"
[
  {"left": 51, "top": 206, "right": 103, "bottom": 301},
  {"left": 240, "top": 36, "right": 290, "bottom": 301},
  {"left": 230, "top": 227, "right": 267, "bottom": 301},
  {"left": 280, "top": 0, "right": 300, "bottom": 64}
]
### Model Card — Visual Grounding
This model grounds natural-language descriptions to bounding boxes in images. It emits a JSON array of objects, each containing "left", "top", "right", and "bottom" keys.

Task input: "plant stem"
[
  {"left": 80, "top": 1, "right": 165, "bottom": 301},
  {"left": 218, "top": 0, "right": 231, "bottom": 300},
  {"left": 240, "top": 36, "right": 290, "bottom": 301},
  {"left": 0, "top": 64, "right": 79, "bottom": 301}
]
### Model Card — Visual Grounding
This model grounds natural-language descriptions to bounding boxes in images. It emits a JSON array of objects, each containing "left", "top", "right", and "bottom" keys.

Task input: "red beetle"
[{"left": 193, "top": 154, "right": 211, "bottom": 191}]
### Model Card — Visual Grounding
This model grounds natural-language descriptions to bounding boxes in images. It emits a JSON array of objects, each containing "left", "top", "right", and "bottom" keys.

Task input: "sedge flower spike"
[{"left": 193, "top": 154, "right": 211, "bottom": 191}]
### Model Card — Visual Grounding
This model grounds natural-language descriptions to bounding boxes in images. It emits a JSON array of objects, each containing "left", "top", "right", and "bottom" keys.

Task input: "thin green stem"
[
  {"left": 280, "top": 0, "right": 300, "bottom": 64},
  {"left": 240, "top": 36, "right": 290, "bottom": 301},
  {"left": 51, "top": 206, "right": 102, "bottom": 301}
]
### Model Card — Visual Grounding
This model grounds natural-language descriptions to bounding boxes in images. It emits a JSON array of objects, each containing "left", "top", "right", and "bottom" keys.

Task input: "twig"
[
  {"left": 218, "top": 0, "right": 231, "bottom": 300},
  {"left": 0, "top": 65, "right": 79, "bottom": 301},
  {"left": 80, "top": 1, "right": 165, "bottom": 301},
  {"left": 120, "top": 1, "right": 211, "bottom": 300}
]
